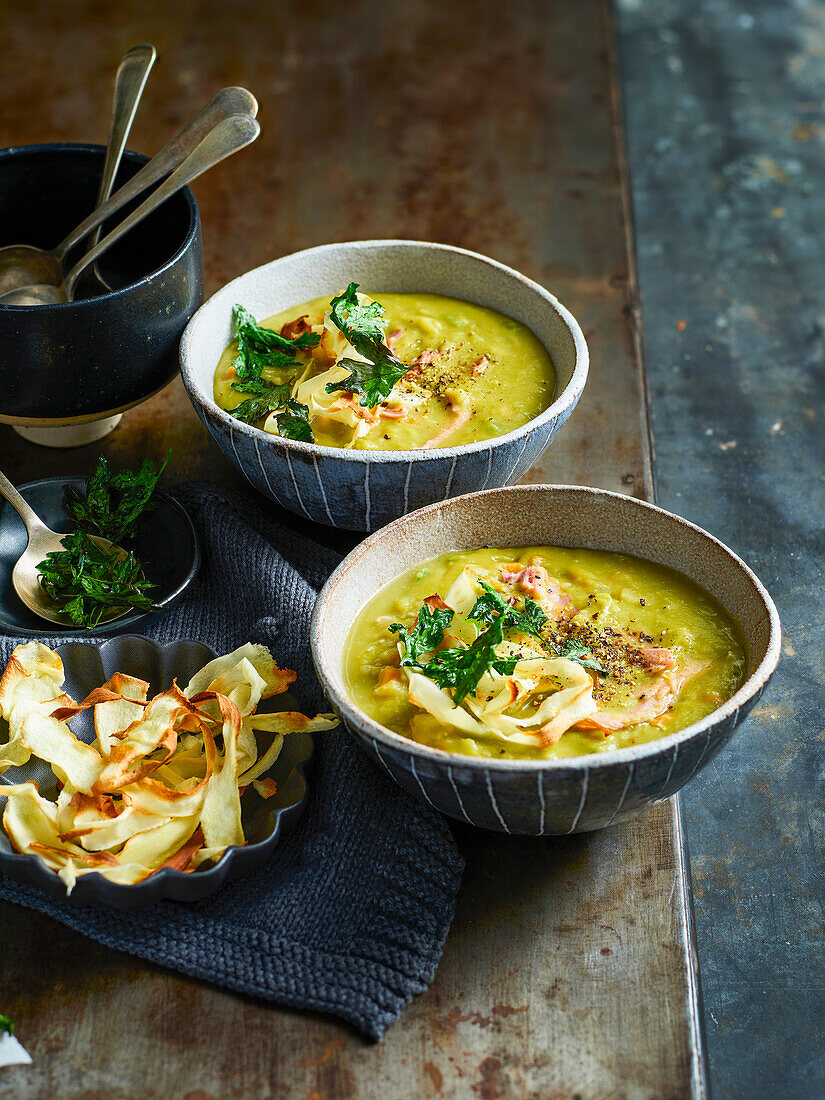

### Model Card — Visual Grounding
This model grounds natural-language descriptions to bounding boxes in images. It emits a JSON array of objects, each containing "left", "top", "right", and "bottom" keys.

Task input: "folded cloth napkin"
[{"left": 0, "top": 483, "right": 464, "bottom": 1040}]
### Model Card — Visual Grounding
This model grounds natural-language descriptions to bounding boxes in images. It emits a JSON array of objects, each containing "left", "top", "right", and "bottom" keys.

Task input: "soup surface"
[
  {"left": 214, "top": 290, "right": 556, "bottom": 450},
  {"left": 344, "top": 546, "right": 745, "bottom": 760}
]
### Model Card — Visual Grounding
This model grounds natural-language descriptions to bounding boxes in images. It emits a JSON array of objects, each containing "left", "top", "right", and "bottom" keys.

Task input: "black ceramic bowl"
[{"left": 0, "top": 143, "right": 204, "bottom": 427}]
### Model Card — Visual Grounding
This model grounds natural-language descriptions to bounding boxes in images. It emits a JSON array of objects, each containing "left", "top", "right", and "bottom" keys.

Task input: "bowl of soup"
[
  {"left": 310, "top": 485, "right": 780, "bottom": 834},
  {"left": 179, "top": 240, "right": 588, "bottom": 530}
]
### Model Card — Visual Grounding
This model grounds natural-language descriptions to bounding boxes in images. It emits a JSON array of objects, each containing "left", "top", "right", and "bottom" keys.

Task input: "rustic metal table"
[
  {"left": 620, "top": 2, "right": 825, "bottom": 1097},
  {"left": 0, "top": 2, "right": 718, "bottom": 1096}
]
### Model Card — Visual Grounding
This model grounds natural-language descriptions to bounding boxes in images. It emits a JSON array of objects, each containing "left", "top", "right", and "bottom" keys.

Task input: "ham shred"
[
  {"left": 279, "top": 315, "right": 312, "bottom": 340},
  {"left": 420, "top": 402, "right": 472, "bottom": 449},
  {"left": 499, "top": 564, "right": 571, "bottom": 615},
  {"left": 576, "top": 659, "right": 708, "bottom": 734},
  {"left": 640, "top": 646, "right": 676, "bottom": 671},
  {"left": 330, "top": 395, "right": 380, "bottom": 425}
]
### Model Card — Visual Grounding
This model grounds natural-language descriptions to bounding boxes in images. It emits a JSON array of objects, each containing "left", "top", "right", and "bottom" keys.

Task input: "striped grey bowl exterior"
[
  {"left": 310, "top": 485, "right": 781, "bottom": 835},
  {"left": 180, "top": 241, "right": 588, "bottom": 532},
  {"left": 0, "top": 637, "right": 313, "bottom": 908}
]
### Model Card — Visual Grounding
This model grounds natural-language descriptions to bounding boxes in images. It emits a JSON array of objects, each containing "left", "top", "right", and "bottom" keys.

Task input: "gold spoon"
[{"left": 0, "top": 467, "right": 126, "bottom": 625}]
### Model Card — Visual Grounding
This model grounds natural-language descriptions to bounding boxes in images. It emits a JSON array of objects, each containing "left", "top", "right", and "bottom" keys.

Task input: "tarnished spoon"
[
  {"left": 0, "top": 468, "right": 125, "bottom": 625},
  {"left": 0, "top": 86, "right": 258, "bottom": 302},
  {"left": 1, "top": 113, "right": 260, "bottom": 306},
  {"left": 86, "top": 44, "right": 157, "bottom": 294}
]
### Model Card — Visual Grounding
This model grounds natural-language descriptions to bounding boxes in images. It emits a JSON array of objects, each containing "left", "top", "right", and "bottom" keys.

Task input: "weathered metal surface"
[
  {"left": 2, "top": 806, "right": 701, "bottom": 1100},
  {"left": 0, "top": 1, "right": 703, "bottom": 1097},
  {"left": 618, "top": 1, "right": 825, "bottom": 1096}
]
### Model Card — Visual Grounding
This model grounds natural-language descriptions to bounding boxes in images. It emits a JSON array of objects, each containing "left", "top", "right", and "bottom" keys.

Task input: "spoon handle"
[
  {"left": 63, "top": 114, "right": 261, "bottom": 299},
  {"left": 55, "top": 86, "right": 258, "bottom": 262},
  {"left": 0, "top": 469, "right": 49, "bottom": 537},
  {"left": 90, "top": 44, "right": 157, "bottom": 248}
]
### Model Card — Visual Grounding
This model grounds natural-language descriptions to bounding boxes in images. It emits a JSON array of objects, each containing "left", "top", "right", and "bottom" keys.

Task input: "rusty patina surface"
[{"left": 0, "top": 1, "right": 702, "bottom": 1097}]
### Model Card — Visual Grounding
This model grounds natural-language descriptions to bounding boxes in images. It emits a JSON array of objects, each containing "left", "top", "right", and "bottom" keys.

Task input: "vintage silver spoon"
[
  {"left": 1, "top": 113, "right": 261, "bottom": 306},
  {"left": 0, "top": 86, "right": 257, "bottom": 302},
  {"left": 0, "top": 468, "right": 126, "bottom": 625},
  {"left": 86, "top": 43, "right": 157, "bottom": 294}
]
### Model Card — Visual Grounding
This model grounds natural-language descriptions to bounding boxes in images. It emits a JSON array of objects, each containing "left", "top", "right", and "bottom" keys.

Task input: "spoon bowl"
[
  {"left": 1, "top": 278, "right": 65, "bottom": 306},
  {"left": 0, "top": 246, "right": 63, "bottom": 299},
  {"left": 10, "top": 524, "right": 125, "bottom": 625}
]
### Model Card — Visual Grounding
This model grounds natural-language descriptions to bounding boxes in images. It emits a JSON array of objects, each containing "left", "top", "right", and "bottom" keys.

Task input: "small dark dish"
[
  {"left": 311, "top": 484, "right": 781, "bottom": 835},
  {"left": 0, "top": 143, "right": 203, "bottom": 426},
  {"left": 0, "top": 477, "right": 200, "bottom": 637},
  {"left": 0, "top": 636, "right": 313, "bottom": 908}
]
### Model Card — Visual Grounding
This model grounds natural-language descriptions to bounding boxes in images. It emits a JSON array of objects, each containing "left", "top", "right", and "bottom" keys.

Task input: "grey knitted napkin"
[{"left": 0, "top": 483, "right": 464, "bottom": 1040}]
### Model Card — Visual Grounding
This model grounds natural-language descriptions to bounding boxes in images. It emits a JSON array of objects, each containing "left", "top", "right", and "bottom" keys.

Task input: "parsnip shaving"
[
  {"left": 0, "top": 642, "right": 337, "bottom": 894},
  {"left": 405, "top": 670, "right": 489, "bottom": 735}
]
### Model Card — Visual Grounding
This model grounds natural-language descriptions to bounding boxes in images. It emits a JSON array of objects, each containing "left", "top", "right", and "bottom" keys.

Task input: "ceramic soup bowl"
[
  {"left": 179, "top": 240, "right": 588, "bottom": 531},
  {"left": 310, "top": 485, "right": 781, "bottom": 835}
]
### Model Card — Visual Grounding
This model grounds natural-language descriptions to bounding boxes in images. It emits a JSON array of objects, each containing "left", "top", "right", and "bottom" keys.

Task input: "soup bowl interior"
[
  {"left": 180, "top": 240, "right": 588, "bottom": 531},
  {"left": 311, "top": 485, "right": 781, "bottom": 834}
]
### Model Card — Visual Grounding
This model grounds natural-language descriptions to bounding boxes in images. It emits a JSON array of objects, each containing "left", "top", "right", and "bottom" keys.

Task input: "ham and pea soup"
[
  {"left": 214, "top": 285, "right": 556, "bottom": 449},
  {"left": 343, "top": 547, "right": 745, "bottom": 760}
]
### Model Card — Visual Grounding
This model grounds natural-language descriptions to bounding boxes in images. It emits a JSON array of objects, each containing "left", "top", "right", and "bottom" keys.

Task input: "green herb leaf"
[
  {"left": 230, "top": 378, "right": 283, "bottom": 395},
  {"left": 393, "top": 611, "right": 517, "bottom": 707},
  {"left": 557, "top": 638, "right": 605, "bottom": 674},
  {"left": 37, "top": 531, "right": 157, "bottom": 630},
  {"left": 326, "top": 356, "right": 408, "bottom": 409},
  {"left": 324, "top": 282, "right": 409, "bottom": 408},
  {"left": 0, "top": 1014, "right": 13, "bottom": 1037},
  {"left": 521, "top": 597, "right": 550, "bottom": 637},
  {"left": 390, "top": 602, "right": 455, "bottom": 666},
  {"left": 229, "top": 380, "right": 291, "bottom": 425},
  {"left": 329, "top": 282, "right": 386, "bottom": 339},
  {"left": 62, "top": 454, "right": 168, "bottom": 544},
  {"left": 468, "top": 579, "right": 549, "bottom": 639},
  {"left": 275, "top": 399, "right": 314, "bottom": 442},
  {"left": 468, "top": 579, "right": 513, "bottom": 627},
  {"left": 232, "top": 304, "right": 319, "bottom": 382},
  {"left": 424, "top": 618, "right": 518, "bottom": 706},
  {"left": 250, "top": 349, "right": 303, "bottom": 370}
]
